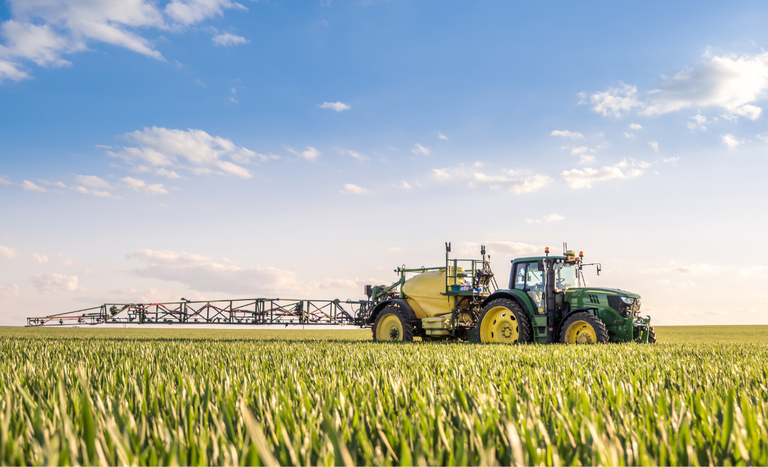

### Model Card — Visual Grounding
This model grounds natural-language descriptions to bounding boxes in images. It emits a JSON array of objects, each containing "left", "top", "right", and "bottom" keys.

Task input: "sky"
[{"left": 2, "top": 0, "right": 768, "bottom": 326}]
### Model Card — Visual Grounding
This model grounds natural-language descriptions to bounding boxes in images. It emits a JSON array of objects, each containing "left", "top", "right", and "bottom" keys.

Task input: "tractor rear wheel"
[
  {"left": 372, "top": 306, "right": 414, "bottom": 342},
  {"left": 476, "top": 298, "right": 532, "bottom": 344},
  {"left": 560, "top": 312, "right": 609, "bottom": 344},
  {"left": 648, "top": 325, "right": 657, "bottom": 344}
]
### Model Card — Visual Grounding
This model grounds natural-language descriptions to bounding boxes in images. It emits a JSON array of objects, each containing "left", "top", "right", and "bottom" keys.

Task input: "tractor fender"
[
  {"left": 480, "top": 290, "right": 533, "bottom": 316},
  {"left": 367, "top": 299, "right": 418, "bottom": 325}
]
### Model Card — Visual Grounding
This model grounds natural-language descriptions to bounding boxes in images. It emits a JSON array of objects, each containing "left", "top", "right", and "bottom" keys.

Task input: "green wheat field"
[{"left": 1, "top": 325, "right": 767, "bottom": 466}]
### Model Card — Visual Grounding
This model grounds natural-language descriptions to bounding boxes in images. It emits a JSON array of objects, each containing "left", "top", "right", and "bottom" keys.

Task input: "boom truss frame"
[{"left": 26, "top": 298, "right": 372, "bottom": 327}]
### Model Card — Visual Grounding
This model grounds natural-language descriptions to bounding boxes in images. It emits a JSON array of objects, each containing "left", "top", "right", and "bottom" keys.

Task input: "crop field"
[{"left": 1, "top": 326, "right": 767, "bottom": 466}]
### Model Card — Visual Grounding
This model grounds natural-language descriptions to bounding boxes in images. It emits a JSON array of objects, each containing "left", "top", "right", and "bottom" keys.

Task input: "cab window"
[
  {"left": 525, "top": 264, "right": 543, "bottom": 291},
  {"left": 513, "top": 263, "right": 526, "bottom": 290}
]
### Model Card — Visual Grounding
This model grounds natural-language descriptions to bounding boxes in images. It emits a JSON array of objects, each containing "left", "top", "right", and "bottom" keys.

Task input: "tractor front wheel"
[
  {"left": 476, "top": 298, "right": 532, "bottom": 344},
  {"left": 372, "top": 306, "right": 414, "bottom": 342},
  {"left": 648, "top": 325, "right": 657, "bottom": 344},
  {"left": 560, "top": 312, "right": 609, "bottom": 344}
]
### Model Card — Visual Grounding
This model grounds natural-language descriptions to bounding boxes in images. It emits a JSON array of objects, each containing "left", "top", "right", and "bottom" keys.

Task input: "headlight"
[{"left": 620, "top": 296, "right": 635, "bottom": 305}]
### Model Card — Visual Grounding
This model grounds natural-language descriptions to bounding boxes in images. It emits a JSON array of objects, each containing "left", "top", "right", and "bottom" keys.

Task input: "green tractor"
[{"left": 365, "top": 243, "right": 654, "bottom": 344}]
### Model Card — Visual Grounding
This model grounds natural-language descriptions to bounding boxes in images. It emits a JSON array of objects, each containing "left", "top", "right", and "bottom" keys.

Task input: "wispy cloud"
[
  {"left": 0, "top": 0, "right": 248, "bottom": 83},
  {"left": 526, "top": 214, "right": 565, "bottom": 223},
  {"left": 434, "top": 162, "right": 553, "bottom": 194},
  {"left": 583, "top": 51, "right": 768, "bottom": 120},
  {"left": 212, "top": 33, "right": 248, "bottom": 47},
  {"left": 340, "top": 183, "right": 369, "bottom": 195},
  {"left": 561, "top": 158, "right": 650, "bottom": 189},
  {"left": 30, "top": 273, "right": 84, "bottom": 293},
  {"left": 121, "top": 177, "right": 169, "bottom": 195},
  {"left": 0, "top": 178, "right": 47, "bottom": 192},
  {"left": 721, "top": 133, "right": 744, "bottom": 148},
  {"left": 289, "top": 146, "right": 320, "bottom": 162},
  {"left": 109, "top": 126, "right": 276, "bottom": 179},
  {"left": 412, "top": 143, "right": 430, "bottom": 155},
  {"left": 318, "top": 101, "right": 350, "bottom": 112},
  {"left": 550, "top": 130, "right": 584, "bottom": 139}
]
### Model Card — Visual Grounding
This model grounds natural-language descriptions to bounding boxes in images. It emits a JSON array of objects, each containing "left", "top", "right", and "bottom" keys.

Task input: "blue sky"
[{"left": 2, "top": 0, "right": 768, "bottom": 325}]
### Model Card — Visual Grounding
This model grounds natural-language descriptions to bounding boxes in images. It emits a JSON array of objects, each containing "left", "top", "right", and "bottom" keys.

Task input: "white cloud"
[
  {"left": 0, "top": 178, "right": 48, "bottom": 192},
  {"left": 394, "top": 180, "right": 411, "bottom": 189},
  {"left": 30, "top": 273, "right": 83, "bottom": 293},
  {"left": 550, "top": 130, "right": 584, "bottom": 139},
  {"left": 663, "top": 157, "right": 680, "bottom": 163},
  {"left": 571, "top": 146, "right": 588, "bottom": 155},
  {"left": 75, "top": 175, "right": 112, "bottom": 189},
  {"left": 318, "top": 101, "right": 350, "bottom": 112},
  {"left": 432, "top": 168, "right": 451, "bottom": 181},
  {"left": 347, "top": 150, "right": 368, "bottom": 162},
  {"left": 37, "top": 179, "right": 67, "bottom": 188},
  {"left": 165, "top": 0, "right": 247, "bottom": 26},
  {"left": 624, "top": 132, "right": 635, "bottom": 138},
  {"left": 586, "top": 52, "right": 768, "bottom": 120},
  {"left": 629, "top": 123, "right": 642, "bottom": 130},
  {"left": 579, "top": 154, "right": 596, "bottom": 164},
  {"left": 288, "top": 146, "right": 320, "bottom": 162},
  {"left": 0, "top": 59, "right": 28, "bottom": 82},
  {"left": 0, "top": 283, "right": 20, "bottom": 298},
  {"left": 648, "top": 141, "right": 659, "bottom": 152},
  {"left": 526, "top": 214, "right": 564, "bottom": 224},
  {"left": 128, "top": 249, "right": 309, "bottom": 296},
  {"left": 431, "top": 163, "right": 552, "bottom": 194},
  {"left": 412, "top": 143, "right": 431, "bottom": 155},
  {"left": 212, "top": 32, "right": 248, "bottom": 46},
  {"left": 0, "top": 0, "right": 248, "bottom": 83},
  {"left": 584, "top": 83, "right": 643, "bottom": 117},
  {"left": 121, "top": 176, "right": 169, "bottom": 195},
  {"left": 32, "top": 253, "right": 48, "bottom": 265},
  {"left": 544, "top": 213, "right": 564, "bottom": 222},
  {"left": 721, "top": 133, "right": 744, "bottom": 148},
  {"left": 70, "top": 185, "right": 119, "bottom": 198},
  {"left": 340, "top": 183, "right": 369, "bottom": 195},
  {"left": 109, "top": 126, "right": 274, "bottom": 179},
  {"left": 438, "top": 132, "right": 449, "bottom": 141},
  {"left": 0, "top": 245, "right": 20, "bottom": 259},
  {"left": 560, "top": 158, "right": 650, "bottom": 189},
  {"left": 687, "top": 113, "right": 708, "bottom": 131},
  {"left": 473, "top": 171, "right": 553, "bottom": 194}
]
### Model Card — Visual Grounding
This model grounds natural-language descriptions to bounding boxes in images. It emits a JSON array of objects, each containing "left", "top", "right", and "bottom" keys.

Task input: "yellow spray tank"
[{"left": 402, "top": 267, "right": 465, "bottom": 318}]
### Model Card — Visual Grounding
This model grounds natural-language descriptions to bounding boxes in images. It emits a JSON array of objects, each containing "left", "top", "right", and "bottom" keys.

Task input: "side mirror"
[
  {"left": 537, "top": 259, "right": 545, "bottom": 271},
  {"left": 597, "top": 264, "right": 602, "bottom": 276}
]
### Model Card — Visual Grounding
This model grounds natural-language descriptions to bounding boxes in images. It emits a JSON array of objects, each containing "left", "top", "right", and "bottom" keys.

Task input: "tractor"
[{"left": 365, "top": 243, "right": 655, "bottom": 344}]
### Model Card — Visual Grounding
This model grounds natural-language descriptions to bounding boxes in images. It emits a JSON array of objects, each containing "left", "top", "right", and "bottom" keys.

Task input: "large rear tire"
[
  {"left": 372, "top": 306, "right": 414, "bottom": 342},
  {"left": 559, "top": 312, "right": 609, "bottom": 344},
  {"left": 476, "top": 298, "right": 532, "bottom": 344}
]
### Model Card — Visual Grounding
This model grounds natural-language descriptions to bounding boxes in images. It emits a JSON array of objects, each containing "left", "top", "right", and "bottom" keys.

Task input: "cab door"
[{"left": 512, "top": 262, "right": 544, "bottom": 313}]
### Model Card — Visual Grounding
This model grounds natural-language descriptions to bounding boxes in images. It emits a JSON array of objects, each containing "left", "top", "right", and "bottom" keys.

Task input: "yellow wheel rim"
[
  {"left": 375, "top": 313, "right": 403, "bottom": 341},
  {"left": 479, "top": 306, "right": 519, "bottom": 343},
  {"left": 564, "top": 320, "right": 597, "bottom": 344}
]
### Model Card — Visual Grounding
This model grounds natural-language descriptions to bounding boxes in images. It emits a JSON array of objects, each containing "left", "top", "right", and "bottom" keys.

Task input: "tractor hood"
[{"left": 567, "top": 287, "right": 640, "bottom": 298}]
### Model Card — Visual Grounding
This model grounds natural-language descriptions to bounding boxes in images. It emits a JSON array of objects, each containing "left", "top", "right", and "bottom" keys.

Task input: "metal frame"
[{"left": 26, "top": 298, "right": 372, "bottom": 327}]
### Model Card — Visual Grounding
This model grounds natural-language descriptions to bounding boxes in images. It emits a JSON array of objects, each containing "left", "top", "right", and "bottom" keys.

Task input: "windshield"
[{"left": 556, "top": 263, "right": 579, "bottom": 290}]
